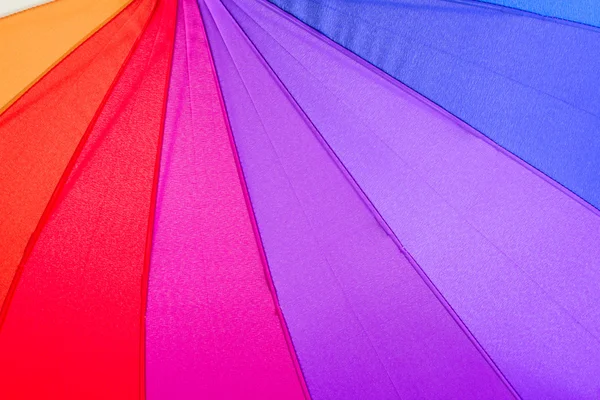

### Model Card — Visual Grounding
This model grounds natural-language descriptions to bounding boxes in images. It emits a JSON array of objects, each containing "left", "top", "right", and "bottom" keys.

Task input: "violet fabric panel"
[
  {"left": 200, "top": 0, "right": 516, "bottom": 399},
  {"left": 221, "top": 0, "right": 600, "bottom": 398},
  {"left": 269, "top": 0, "right": 600, "bottom": 209},
  {"left": 146, "top": 0, "right": 307, "bottom": 398}
]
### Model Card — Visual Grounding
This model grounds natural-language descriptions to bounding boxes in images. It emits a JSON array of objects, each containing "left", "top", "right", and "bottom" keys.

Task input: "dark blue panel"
[{"left": 269, "top": 0, "right": 600, "bottom": 208}]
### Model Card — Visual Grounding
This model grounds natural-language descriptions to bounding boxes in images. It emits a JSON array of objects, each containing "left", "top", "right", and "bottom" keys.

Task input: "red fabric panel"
[
  {"left": 0, "top": 0, "right": 153, "bottom": 305},
  {"left": 0, "top": 0, "right": 176, "bottom": 398}
]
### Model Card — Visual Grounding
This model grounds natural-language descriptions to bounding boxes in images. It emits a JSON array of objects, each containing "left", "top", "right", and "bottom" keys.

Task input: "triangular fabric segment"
[
  {"left": 0, "top": 0, "right": 176, "bottom": 398},
  {"left": 223, "top": 0, "right": 600, "bottom": 398},
  {"left": 200, "top": 0, "right": 516, "bottom": 399},
  {"left": 145, "top": 0, "right": 307, "bottom": 398}
]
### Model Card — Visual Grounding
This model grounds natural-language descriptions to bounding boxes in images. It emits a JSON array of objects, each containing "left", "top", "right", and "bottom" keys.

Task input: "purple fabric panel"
[
  {"left": 200, "top": 0, "right": 516, "bottom": 399},
  {"left": 220, "top": 0, "right": 600, "bottom": 399}
]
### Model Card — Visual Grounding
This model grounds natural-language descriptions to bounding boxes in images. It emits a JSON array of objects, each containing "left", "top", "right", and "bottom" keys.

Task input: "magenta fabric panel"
[{"left": 145, "top": 0, "right": 308, "bottom": 398}]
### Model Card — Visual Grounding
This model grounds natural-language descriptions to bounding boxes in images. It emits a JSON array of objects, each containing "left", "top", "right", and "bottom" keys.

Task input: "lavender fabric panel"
[
  {"left": 269, "top": 0, "right": 600, "bottom": 209},
  {"left": 222, "top": 0, "right": 600, "bottom": 398},
  {"left": 200, "top": 0, "right": 516, "bottom": 398}
]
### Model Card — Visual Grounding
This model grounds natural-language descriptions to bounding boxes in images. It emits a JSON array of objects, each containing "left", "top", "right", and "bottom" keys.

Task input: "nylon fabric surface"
[
  {"left": 0, "top": 0, "right": 153, "bottom": 310},
  {"left": 476, "top": 0, "right": 600, "bottom": 27},
  {"left": 268, "top": 0, "right": 600, "bottom": 209},
  {"left": 145, "top": 0, "right": 308, "bottom": 398},
  {"left": 0, "top": 0, "right": 176, "bottom": 398},
  {"left": 200, "top": 1, "right": 516, "bottom": 398},
  {"left": 0, "top": 0, "right": 132, "bottom": 112},
  {"left": 223, "top": 0, "right": 600, "bottom": 398}
]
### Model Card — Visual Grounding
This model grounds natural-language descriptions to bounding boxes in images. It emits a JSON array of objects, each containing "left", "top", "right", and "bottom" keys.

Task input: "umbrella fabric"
[
  {"left": 0, "top": 0, "right": 54, "bottom": 19},
  {"left": 476, "top": 0, "right": 600, "bottom": 27},
  {"left": 145, "top": 0, "right": 307, "bottom": 398},
  {"left": 0, "top": 0, "right": 153, "bottom": 308},
  {"left": 221, "top": 0, "right": 600, "bottom": 398},
  {"left": 0, "top": 0, "right": 133, "bottom": 112},
  {"left": 0, "top": 0, "right": 596, "bottom": 398},
  {"left": 0, "top": 0, "right": 176, "bottom": 398},
  {"left": 268, "top": 0, "right": 600, "bottom": 210},
  {"left": 201, "top": 0, "right": 516, "bottom": 398}
]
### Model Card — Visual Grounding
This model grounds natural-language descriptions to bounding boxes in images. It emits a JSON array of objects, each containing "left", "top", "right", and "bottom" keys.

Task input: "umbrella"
[
  {"left": 0, "top": 0, "right": 598, "bottom": 398},
  {"left": 202, "top": 0, "right": 514, "bottom": 398}
]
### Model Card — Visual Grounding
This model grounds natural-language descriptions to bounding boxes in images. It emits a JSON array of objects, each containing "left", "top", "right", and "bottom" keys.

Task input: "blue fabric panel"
[{"left": 269, "top": 0, "right": 600, "bottom": 209}]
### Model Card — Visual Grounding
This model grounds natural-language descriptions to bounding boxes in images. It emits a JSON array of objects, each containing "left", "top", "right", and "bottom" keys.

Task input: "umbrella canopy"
[
  {"left": 477, "top": 0, "right": 600, "bottom": 27},
  {"left": 0, "top": 0, "right": 598, "bottom": 399}
]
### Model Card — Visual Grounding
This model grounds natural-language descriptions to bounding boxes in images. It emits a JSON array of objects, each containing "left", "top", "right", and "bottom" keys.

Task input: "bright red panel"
[
  {"left": 0, "top": 0, "right": 176, "bottom": 398},
  {"left": 0, "top": 0, "right": 153, "bottom": 306}
]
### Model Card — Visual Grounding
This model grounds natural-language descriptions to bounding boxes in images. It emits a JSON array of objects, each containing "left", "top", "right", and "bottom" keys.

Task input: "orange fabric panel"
[{"left": 0, "top": 0, "right": 133, "bottom": 112}]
